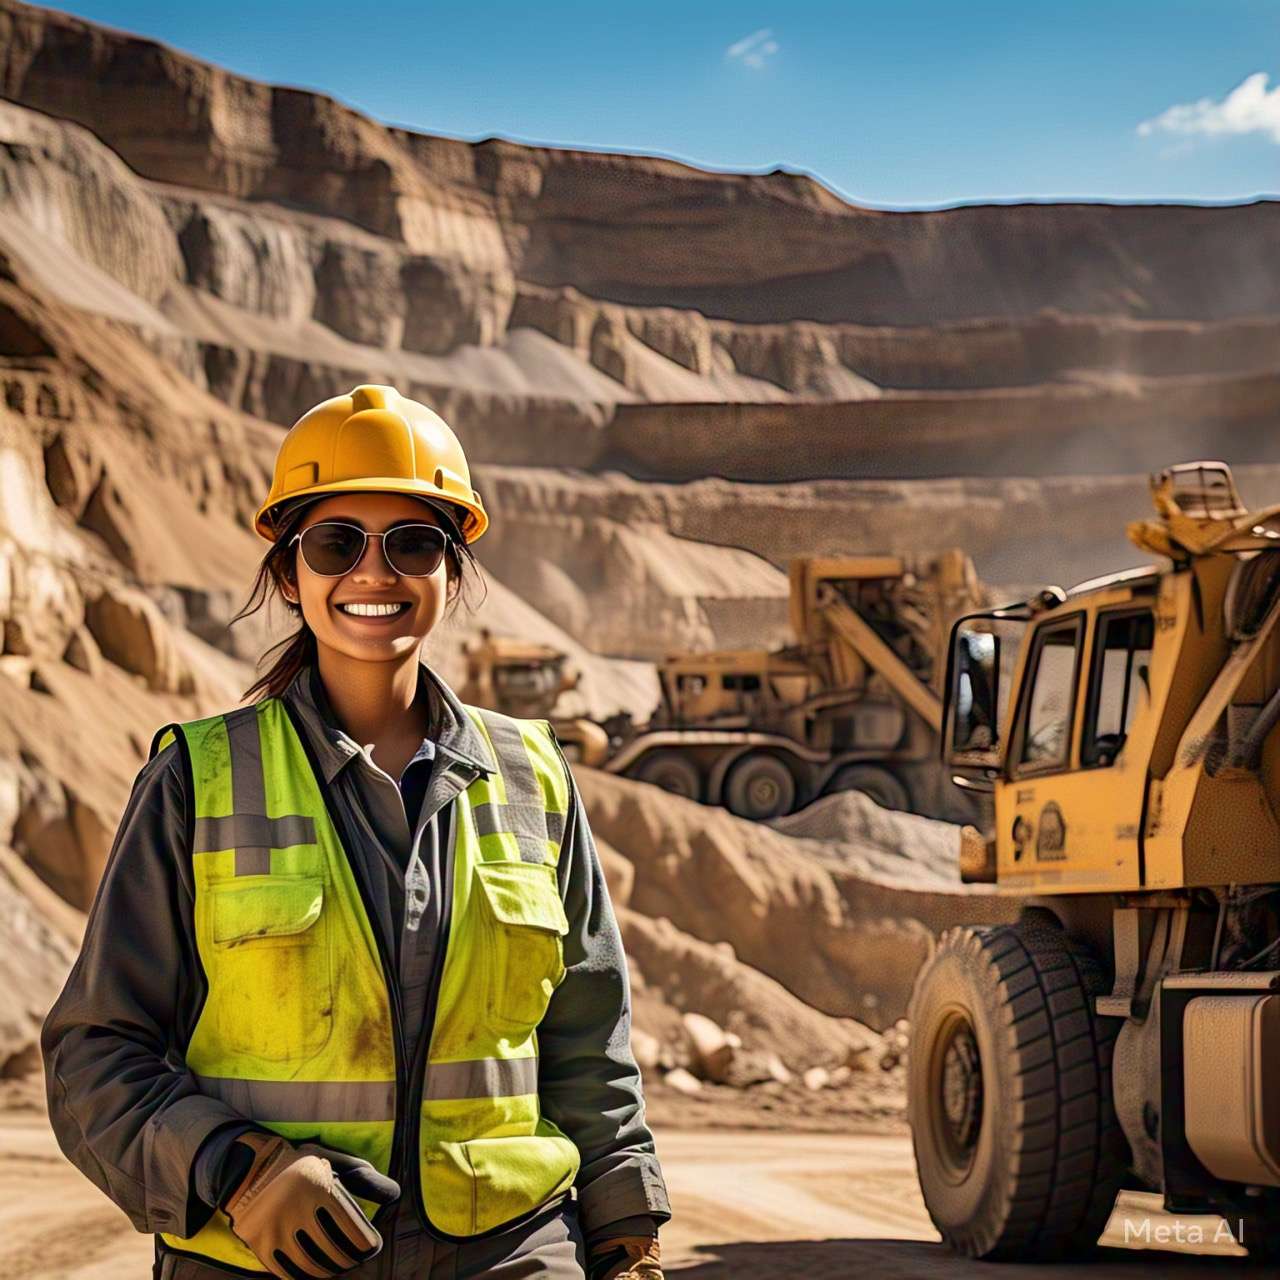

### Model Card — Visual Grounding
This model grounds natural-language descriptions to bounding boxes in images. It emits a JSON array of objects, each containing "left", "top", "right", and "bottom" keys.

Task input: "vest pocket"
[
  {"left": 427, "top": 1127, "right": 580, "bottom": 1235},
  {"left": 212, "top": 875, "right": 323, "bottom": 944},
  {"left": 473, "top": 861, "right": 569, "bottom": 1033},
  {"left": 207, "top": 876, "right": 333, "bottom": 1062}
]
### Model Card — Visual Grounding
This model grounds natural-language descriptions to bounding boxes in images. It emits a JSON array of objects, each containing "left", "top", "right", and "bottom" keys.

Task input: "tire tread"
[{"left": 908, "top": 917, "right": 1130, "bottom": 1260}]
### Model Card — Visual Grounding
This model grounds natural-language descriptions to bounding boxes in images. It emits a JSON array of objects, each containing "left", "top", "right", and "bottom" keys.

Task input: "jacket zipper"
[{"left": 408, "top": 777, "right": 460, "bottom": 1236}]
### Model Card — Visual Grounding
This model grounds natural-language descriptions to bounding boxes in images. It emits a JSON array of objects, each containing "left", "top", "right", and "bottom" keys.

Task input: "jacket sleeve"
[
  {"left": 536, "top": 740, "right": 672, "bottom": 1239},
  {"left": 40, "top": 741, "right": 250, "bottom": 1238}
]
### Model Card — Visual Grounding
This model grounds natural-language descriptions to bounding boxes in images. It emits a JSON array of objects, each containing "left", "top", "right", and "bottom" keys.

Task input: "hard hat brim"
[{"left": 254, "top": 477, "right": 487, "bottom": 544}]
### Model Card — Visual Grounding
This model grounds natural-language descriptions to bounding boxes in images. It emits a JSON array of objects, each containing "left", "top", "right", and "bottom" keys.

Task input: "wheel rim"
[
  {"left": 930, "top": 1008, "right": 984, "bottom": 1179},
  {"left": 747, "top": 774, "right": 781, "bottom": 811}
]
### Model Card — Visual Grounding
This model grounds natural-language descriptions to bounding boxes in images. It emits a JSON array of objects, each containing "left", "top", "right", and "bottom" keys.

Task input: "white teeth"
[{"left": 338, "top": 602, "right": 407, "bottom": 617}]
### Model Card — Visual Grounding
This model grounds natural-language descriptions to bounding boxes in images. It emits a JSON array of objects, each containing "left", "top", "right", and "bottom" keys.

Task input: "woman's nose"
[{"left": 350, "top": 533, "right": 396, "bottom": 580}]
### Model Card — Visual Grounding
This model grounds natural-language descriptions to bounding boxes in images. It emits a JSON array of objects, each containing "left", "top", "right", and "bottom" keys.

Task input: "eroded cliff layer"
[{"left": 1, "top": 0, "right": 1278, "bottom": 472}]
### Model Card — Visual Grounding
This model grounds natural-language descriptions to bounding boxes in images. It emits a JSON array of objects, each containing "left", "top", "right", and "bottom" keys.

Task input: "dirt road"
[
  {"left": 657, "top": 1130, "right": 1265, "bottom": 1276},
  {"left": 1, "top": 1114, "right": 1269, "bottom": 1278}
]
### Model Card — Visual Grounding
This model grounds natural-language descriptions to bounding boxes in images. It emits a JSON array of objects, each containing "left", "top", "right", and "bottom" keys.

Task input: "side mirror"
[{"left": 950, "top": 628, "right": 1002, "bottom": 765}]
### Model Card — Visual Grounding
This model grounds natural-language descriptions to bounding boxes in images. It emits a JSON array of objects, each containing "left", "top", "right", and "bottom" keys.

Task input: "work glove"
[
  {"left": 587, "top": 1233, "right": 663, "bottom": 1280},
  {"left": 219, "top": 1130, "right": 400, "bottom": 1279}
]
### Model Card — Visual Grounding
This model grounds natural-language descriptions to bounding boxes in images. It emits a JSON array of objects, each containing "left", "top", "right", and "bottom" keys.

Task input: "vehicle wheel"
[
  {"left": 825, "top": 764, "right": 909, "bottom": 811},
  {"left": 907, "top": 919, "right": 1129, "bottom": 1260},
  {"left": 723, "top": 753, "right": 796, "bottom": 820},
  {"left": 631, "top": 751, "right": 701, "bottom": 802}
]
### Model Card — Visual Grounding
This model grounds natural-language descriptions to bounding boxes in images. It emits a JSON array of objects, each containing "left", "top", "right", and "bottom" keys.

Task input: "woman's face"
[{"left": 287, "top": 492, "right": 451, "bottom": 663}]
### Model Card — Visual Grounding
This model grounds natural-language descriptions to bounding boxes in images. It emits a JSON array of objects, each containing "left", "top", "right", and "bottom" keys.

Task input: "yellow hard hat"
[{"left": 254, "top": 384, "right": 488, "bottom": 543}]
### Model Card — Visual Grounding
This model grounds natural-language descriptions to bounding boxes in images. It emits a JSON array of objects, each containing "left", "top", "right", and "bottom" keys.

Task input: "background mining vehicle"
[
  {"left": 908, "top": 462, "right": 1280, "bottom": 1261},
  {"left": 602, "top": 550, "right": 988, "bottom": 821},
  {"left": 459, "top": 631, "right": 609, "bottom": 766}
]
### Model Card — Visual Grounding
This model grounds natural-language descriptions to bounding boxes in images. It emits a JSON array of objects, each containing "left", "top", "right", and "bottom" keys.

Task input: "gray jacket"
[{"left": 41, "top": 659, "right": 669, "bottom": 1265}]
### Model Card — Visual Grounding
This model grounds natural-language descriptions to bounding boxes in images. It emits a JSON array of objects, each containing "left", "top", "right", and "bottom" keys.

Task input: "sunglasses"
[{"left": 289, "top": 521, "right": 451, "bottom": 578}]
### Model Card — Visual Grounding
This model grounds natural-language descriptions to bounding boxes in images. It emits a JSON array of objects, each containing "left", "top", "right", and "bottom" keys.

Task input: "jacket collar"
[{"left": 281, "top": 659, "right": 497, "bottom": 786}]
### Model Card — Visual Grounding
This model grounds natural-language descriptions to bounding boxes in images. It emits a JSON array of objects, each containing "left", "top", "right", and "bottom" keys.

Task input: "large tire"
[
  {"left": 825, "top": 763, "right": 909, "bottom": 811},
  {"left": 907, "top": 920, "right": 1129, "bottom": 1260},
  {"left": 723, "top": 753, "right": 796, "bottom": 820},
  {"left": 631, "top": 750, "right": 701, "bottom": 802}
]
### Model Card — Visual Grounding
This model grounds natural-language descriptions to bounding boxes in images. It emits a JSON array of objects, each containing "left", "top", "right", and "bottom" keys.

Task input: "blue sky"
[{"left": 52, "top": 0, "right": 1280, "bottom": 208}]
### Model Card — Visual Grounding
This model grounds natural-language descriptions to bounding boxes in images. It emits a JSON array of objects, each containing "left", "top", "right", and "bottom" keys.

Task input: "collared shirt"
[{"left": 40, "top": 658, "right": 670, "bottom": 1262}]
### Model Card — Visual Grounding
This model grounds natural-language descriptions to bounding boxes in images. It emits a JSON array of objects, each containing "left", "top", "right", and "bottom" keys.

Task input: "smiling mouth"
[{"left": 335, "top": 602, "right": 412, "bottom": 619}]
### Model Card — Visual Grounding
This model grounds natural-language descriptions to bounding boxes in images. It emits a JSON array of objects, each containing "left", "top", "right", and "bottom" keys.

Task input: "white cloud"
[
  {"left": 1138, "top": 72, "right": 1280, "bottom": 145},
  {"left": 726, "top": 28, "right": 779, "bottom": 70}
]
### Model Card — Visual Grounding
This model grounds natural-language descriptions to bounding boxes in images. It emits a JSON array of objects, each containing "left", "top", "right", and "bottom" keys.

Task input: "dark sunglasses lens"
[
  {"left": 385, "top": 525, "right": 448, "bottom": 576},
  {"left": 300, "top": 524, "right": 364, "bottom": 575}
]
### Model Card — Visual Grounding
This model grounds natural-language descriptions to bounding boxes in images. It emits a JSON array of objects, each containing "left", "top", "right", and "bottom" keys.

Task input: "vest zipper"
[
  {"left": 279, "top": 701, "right": 409, "bottom": 1274},
  {"left": 408, "top": 784, "right": 459, "bottom": 1237}
]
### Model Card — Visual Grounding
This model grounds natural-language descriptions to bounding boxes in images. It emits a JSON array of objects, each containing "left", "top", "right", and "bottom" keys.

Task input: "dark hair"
[{"left": 232, "top": 497, "right": 485, "bottom": 704}]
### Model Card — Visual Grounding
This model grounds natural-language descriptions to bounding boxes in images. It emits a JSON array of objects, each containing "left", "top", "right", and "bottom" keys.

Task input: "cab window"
[
  {"left": 1081, "top": 611, "right": 1154, "bottom": 767},
  {"left": 1016, "top": 618, "right": 1082, "bottom": 772}
]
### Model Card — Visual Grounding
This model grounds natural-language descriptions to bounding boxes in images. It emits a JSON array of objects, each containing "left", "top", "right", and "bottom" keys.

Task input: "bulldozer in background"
[
  {"left": 908, "top": 462, "right": 1280, "bottom": 1262},
  {"left": 602, "top": 549, "right": 989, "bottom": 821},
  {"left": 459, "top": 631, "right": 609, "bottom": 767}
]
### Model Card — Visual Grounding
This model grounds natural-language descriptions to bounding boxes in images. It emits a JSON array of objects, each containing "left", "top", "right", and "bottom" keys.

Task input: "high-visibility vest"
[{"left": 149, "top": 695, "right": 579, "bottom": 1272}]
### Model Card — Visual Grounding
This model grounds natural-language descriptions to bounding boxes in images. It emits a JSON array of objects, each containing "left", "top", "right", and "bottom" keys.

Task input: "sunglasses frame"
[{"left": 288, "top": 520, "right": 451, "bottom": 578}]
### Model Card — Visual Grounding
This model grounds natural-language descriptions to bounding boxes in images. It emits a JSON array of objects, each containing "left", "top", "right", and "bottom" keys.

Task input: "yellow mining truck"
[
  {"left": 602, "top": 550, "right": 987, "bottom": 820},
  {"left": 459, "top": 631, "right": 609, "bottom": 766},
  {"left": 908, "top": 463, "right": 1280, "bottom": 1261}
]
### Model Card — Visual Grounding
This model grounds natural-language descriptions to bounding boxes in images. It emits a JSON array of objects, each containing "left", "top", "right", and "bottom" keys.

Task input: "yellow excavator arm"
[{"left": 814, "top": 584, "right": 944, "bottom": 734}]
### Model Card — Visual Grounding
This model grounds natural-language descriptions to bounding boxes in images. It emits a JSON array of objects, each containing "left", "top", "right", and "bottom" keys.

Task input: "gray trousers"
[{"left": 155, "top": 1194, "right": 587, "bottom": 1279}]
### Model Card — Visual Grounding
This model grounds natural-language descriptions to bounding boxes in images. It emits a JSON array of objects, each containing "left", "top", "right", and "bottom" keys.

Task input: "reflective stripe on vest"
[{"left": 154, "top": 698, "right": 578, "bottom": 1269}]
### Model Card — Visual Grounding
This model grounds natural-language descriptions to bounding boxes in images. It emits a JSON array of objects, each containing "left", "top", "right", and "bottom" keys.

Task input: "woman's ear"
[{"left": 278, "top": 554, "right": 299, "bottom": 601}]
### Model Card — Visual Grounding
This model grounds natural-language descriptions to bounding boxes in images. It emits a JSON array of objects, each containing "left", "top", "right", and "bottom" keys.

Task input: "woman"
[{"left": 42, "top": 386, "right": 670, "bottom": 1280}]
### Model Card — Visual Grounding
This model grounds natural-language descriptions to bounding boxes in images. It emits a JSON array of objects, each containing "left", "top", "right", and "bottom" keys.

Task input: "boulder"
[
  {"left": 80, "top": 471, "right": 145, "bottom": 574},
  {"left": 84, "top": 581, "right": 193, "bottom": 694},
  {"left": 662, "top": 1067, "right": 702, "bottom": 1096},
  {"left": 11, "top": 751, "right": 113, "bottom": 911},
  {"left": 681, "top": 1011, "right": 735, "bottom": 1084},
  {"left": 43, "top": 429, "right": 103, "bottom": 517}
]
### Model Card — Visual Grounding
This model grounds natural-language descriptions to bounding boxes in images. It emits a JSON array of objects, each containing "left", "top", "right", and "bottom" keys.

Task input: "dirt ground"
[{"left": 1, "top": 1091, "right": 1271, "bottom": 1280}]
